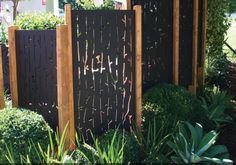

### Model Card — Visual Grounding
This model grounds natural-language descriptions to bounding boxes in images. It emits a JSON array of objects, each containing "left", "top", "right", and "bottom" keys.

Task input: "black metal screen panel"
[
  {"left": 71, "top": 10, "right": 136, "bottom": 140},
  {"left": 15, "top": 30, "right": 58, "bottom": 130},
  {"left": 133, "top": 0, "right": 174, "bottom": 91},
  {"left": 198, "top": 0, "right": 203, "bottom": 68},
  {"left": 179, "top": 0, "right": 193, "bottom": 87},
  {"left": 1, "top": 44, "right": 10, "bottom": 92}
]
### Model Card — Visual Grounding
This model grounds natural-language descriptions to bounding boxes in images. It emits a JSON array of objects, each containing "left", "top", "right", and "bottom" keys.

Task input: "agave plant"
[
  {"left": 200, "top": 90, "right": 234, "bottom": 129},
  {"left": 167, "top": 122, "right": 233, "bottom": 164}
]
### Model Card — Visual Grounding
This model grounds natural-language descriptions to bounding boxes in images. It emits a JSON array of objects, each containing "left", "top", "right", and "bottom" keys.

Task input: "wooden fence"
[
  {"left": 8, "top": 28, "right": 58, "bottom": 129},
  {"left": 128, "top": 0, "right": 207, "bottom": 94},
  {"left": 57, "top": 5, "right": 142, "bottom": 143},
  {"left": 0, "top": 0, "right": 207, "bottom": 145}
]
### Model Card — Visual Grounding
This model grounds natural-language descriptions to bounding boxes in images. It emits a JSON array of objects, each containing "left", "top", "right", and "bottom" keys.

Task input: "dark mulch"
[{"left": 218, "top": 123, "right": 236, "bottom": 162}]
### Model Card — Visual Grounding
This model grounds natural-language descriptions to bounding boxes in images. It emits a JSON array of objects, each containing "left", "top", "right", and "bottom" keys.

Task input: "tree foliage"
[
  {"left": 228, "top": 0, "right": 236, "bottom": 13},
  {"left": 1, "top": 0, "right": 29, "bottom": 20},
  {"left": 205, "top": 0, "right": 231, "bottom": 88},
  {"left": 59, "top": 0, "right": 115, "bottom": 10}
]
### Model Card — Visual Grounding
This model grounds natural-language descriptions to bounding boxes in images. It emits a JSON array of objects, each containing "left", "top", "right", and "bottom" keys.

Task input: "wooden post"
[
  {"left": 57, "top": 24, "right": 71, "bottom": 147},
  {"left": 134, "top": 5, "right": 142, "bottom": 138},
  {"left": 173, "top": 0, "right": 180, "bottom": 85},
  {"left": 198, "top": 0, "right": 207, "bottom": 87},
  {"left": 65, "top": 4, "right": 75, "bottom": 145},
  {"left": 0, "top": 45, "right": 5, "bottom": 109},
  {"left": 126, "top": 0, "right": 132, "bottom": 10},
  {"left": 189, "top": 0, "right": 199, "bottom": 95},
  {"left": 8, "top": 26, "right": 19, "bottom": 107}
]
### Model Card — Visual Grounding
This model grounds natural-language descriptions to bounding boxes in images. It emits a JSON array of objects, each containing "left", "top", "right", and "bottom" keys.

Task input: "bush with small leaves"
[
  {"left": 15, "top": 12, "right": 64, "bottom": 30},
  {"left": 0, "top": 108, "right": 52, "bottom": 163}
]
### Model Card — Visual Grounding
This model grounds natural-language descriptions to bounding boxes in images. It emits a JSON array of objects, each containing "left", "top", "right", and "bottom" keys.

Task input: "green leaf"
[{"left": 196, "top": 131, "right": 218, "bottom": 156}]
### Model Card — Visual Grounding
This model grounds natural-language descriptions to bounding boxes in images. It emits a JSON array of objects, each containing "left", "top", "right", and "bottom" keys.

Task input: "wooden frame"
[
  {"left": 173, "top": 0, "right": 180, "bottom": 85},
  {"left": 126, "top": 0, "right": 132, "bottom": 10},
  {"left": 0, "top": 45, "right": 5, "bottom": 109},
  {"left": 189, "top": 0, "right": 199, "bottom": 95},
  {"left": 55, "top": 4, "right": 75, "bottom": 146},
  {"left": 198, "top": 0, "right": 207, "bottom": 87},
  {"left": 56, "top": 24, "right": 71, "bottom": 146},
  {"left": 65, "top": 4, "right": 75, "bottom": 145},
  {"left": 134, "top": 5, "right": 142, "bottom": 137},
  {"left": 8, "top": 26, "right": 19, "bottom": 107}
]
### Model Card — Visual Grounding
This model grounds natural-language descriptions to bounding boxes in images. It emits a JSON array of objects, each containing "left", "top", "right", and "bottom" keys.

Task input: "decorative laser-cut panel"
[
  {"left": 198, "top": 0, "right": 203, "bottom": 68},
  {"left": 179, "top": 0, "right": 194, "bottom": 87},
  {"left": 15, "top": 30, "right": 58, "bottom": 130},
  {"left": 1, "top": 44, "right": 10, "bottom": 92},
  {"left": 132, "top": 0, "right": 174, "bottom": 91},
  {"left": 71, "top": 10, "right": 136, "bottom": 141}
]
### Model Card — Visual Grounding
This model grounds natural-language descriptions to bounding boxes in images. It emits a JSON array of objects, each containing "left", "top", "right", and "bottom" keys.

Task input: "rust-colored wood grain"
[
  {"left": 189, "top": 0, "right": 199, "bottom": 95},
  {"left": 65, "top": 4, "right": 75, "bottom": 145},
  {"left": 0, "top": 45, "right": 5, "bottom": 109},
  {"left": 198, "top": 0, "right": 207, "bottom": 87},
  {"left": 173, "top": 0, "right": 180, "bottom": 85},
  {"left": 8, "top": 26, "right": 19, "bottom": 107},
  {"left": 56, "top": 24, "right": 71, "bottom": 147},
  {"left": 126, "top": 0, "right": 132, "bottom": 10},
  {"left": 134, "top": 5, "right": 142, "bottom": 138}
]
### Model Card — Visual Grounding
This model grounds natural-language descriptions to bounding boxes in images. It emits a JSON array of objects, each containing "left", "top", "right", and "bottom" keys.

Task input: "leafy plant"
[
  {"left": 200, "top": 90, "right": 234, "bottom": 129},
  {"left": 142, "top": 84, "right": 204, "bottom": 129},
  {"left": 4, "top": 123, "right": 85, "bottom": 164},
  {"left": 0, "top": 108, "right": 52, "bottom": 163},
  {"left": 97, "top": 129, "right": 141, "bottom": 163},
  {"left": 205, "top": 55, "right": 230, "bottom": 89},
  {"left": 0, "top": 25, "right": 8, "bottom": 45},
  {"left": 76, "top": 0, "right": 115, "bottom": 10},
  {"left": 167, "top": 122, "right": 233, "bottom": 164},
  {"left": 93, "top": 129, "right": 125, "bottom": 164},
  {"left": 140, "top": 118, "right": 174, "bottom": 164},
  {"left": 206, "top": 0, "right": 231, "bottom": 88},
  {"left": 15, "top": 12, "right": 64, "bottom": 30}
]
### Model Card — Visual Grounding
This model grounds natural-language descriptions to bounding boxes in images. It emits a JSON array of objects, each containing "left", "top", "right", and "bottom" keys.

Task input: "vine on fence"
[{"left": 205, "top": 0, "right": 231, "bottom": 89}]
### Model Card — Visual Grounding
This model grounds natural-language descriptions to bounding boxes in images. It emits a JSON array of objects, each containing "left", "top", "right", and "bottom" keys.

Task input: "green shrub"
[
  {"left": 0, "top": 108, "right": 51, "bottom": 163},
  {"left": 167, "top": 122, "right": 233, "bottom": 164},
  {"left": 15, "top": 12, "right": 64, "bottom": 30},
  {"left": 76, "top": 0, "right": 115, "bottom": 10},
  {"left": 0, "top": 25, "right": 8, "bottom": 45},
  {"left": 140, "top": 118, "right": 173, "bottom": 164},
  {"left": 205, "top": 55, "right": 230, "bottom": 89},
  {"left": 142, "top": 84, "right": 204, "bottom": 130},
  {"left": 205, "top": 0, "right": 231, "bottom": 88},
  {"left": 98, "top": 129, "right": 141, "bottom": 163},
  {"left": 200, "top": 89, "right": 234, "bottom": 130}
]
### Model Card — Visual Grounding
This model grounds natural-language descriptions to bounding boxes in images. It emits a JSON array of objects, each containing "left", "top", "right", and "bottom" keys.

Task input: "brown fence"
[
  {"left": 71, "top": 10, "right": 137, "bottom": 141},
  {"left": 2, "top": 0, "right": 207, "bottom": 145},
  {"left": 0, "top": 44, "right": 10, "bottom": 93},
  {"left": 129, "top": 0, "right": 207, "bottom": 93},
  {"left": 8, "top": 29, "right": 58, "bottom": 129},
  {"left": 56, "top": 5, "right": 142, "bottom": 143}
]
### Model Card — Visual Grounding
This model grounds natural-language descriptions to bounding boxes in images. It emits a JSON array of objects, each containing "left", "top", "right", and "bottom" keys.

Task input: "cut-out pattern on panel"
[
  {"left": 15, "top": 30, "right": 58, "bottom": 130},
  {"left": 132, "top": 0, "right": 174, "bottom": 91},
  {"left": 1, "top": 44, "right": 10, "bottom": 92},
  {"left": 179, "top": 0, "right": 193, "bottom": 87},
  {"left": 71, "top": 10, "right": 136, "bottom": 141}
]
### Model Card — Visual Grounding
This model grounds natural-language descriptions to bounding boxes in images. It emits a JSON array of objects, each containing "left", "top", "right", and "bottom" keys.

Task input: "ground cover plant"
[
  {"left": 0, "top": 108, "right": 51, "bottom": 163},
  {"left": 168, "top": 122, "right": 232, "bottom": 164},
  {"left": 0, "top": 84, "right": 234, "bottom": 164}
]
